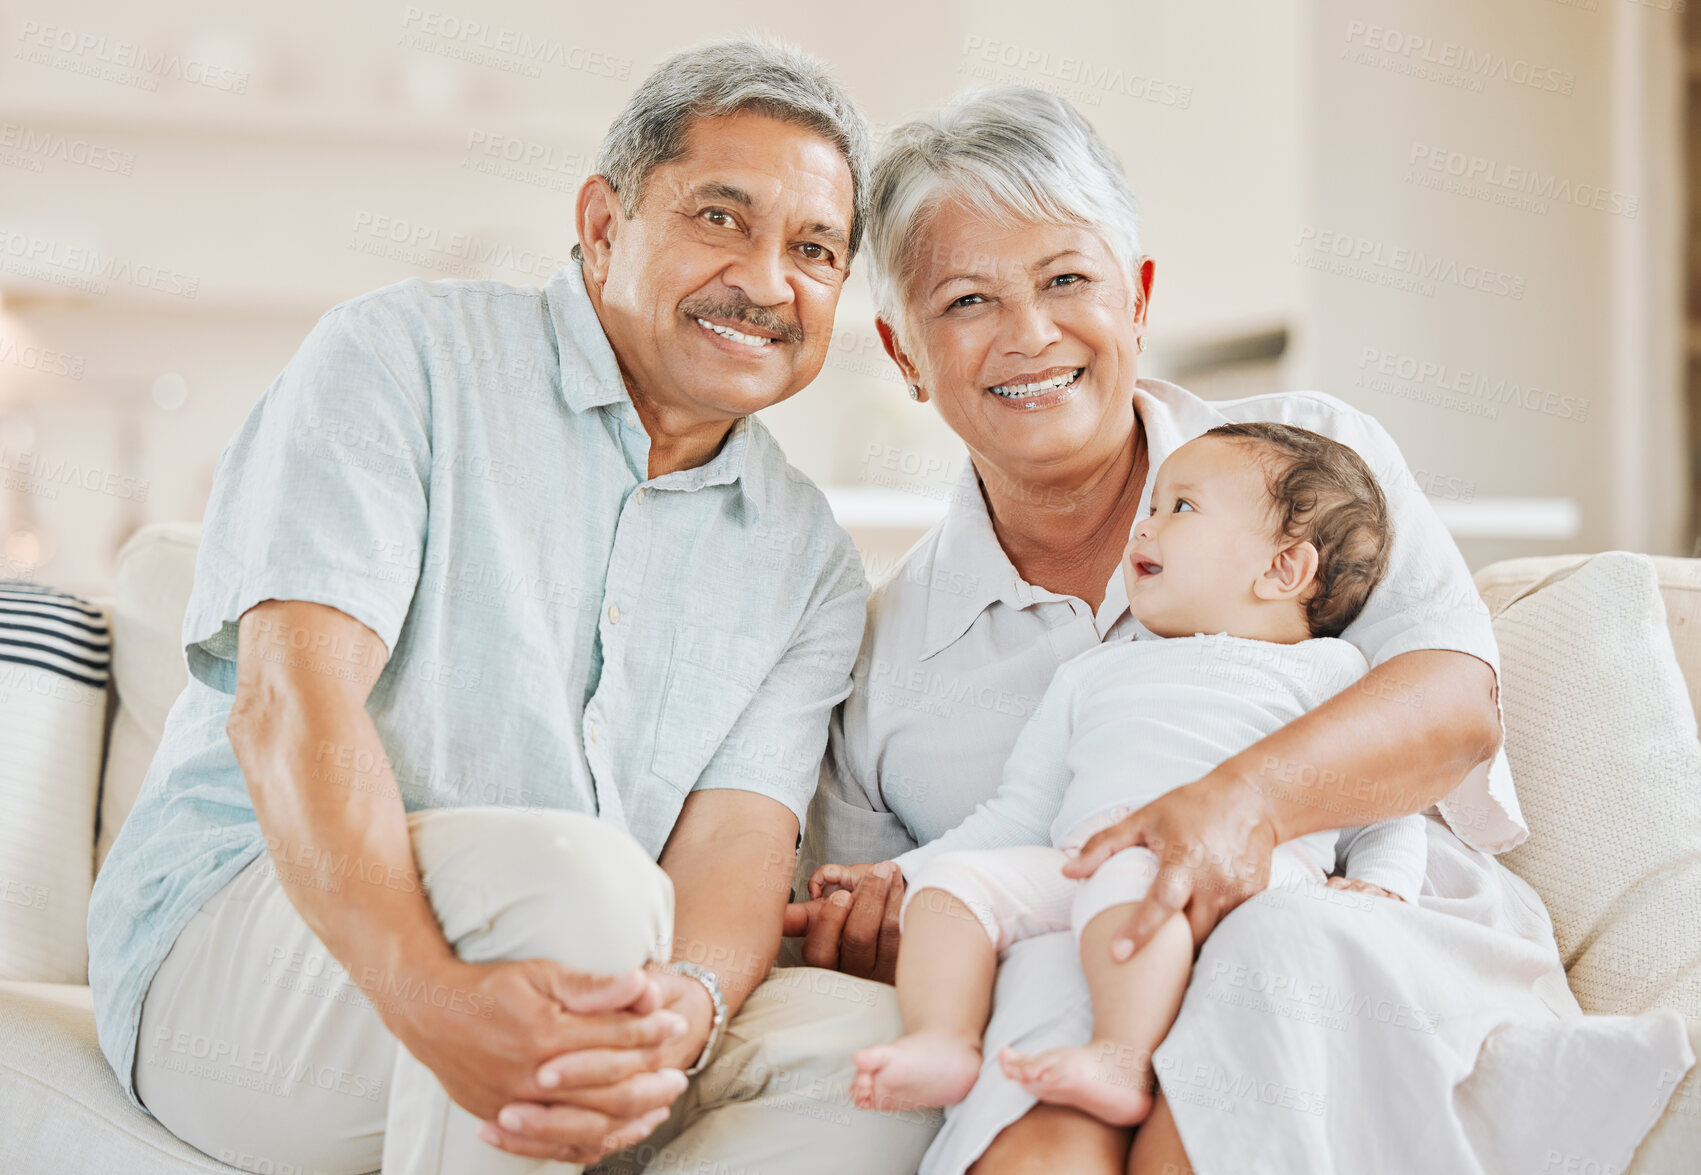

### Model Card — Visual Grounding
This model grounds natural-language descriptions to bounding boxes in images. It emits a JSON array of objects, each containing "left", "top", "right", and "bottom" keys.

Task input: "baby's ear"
[{"left": 1254, "top": 541, "right": 1321, "bottom": 602}]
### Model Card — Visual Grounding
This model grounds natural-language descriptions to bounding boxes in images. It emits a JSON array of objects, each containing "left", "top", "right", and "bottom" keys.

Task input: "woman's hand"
[
  {"left": 781, "top": 860, "right": 905, "bottom": 983},
  {"left": 1062, "top": 771, "right": 1278, "bottom": 957},
  {"left": 383, "top": 956, "right": 693, "bottom": 1166},
  {"left": 1326, "top": 876, "right": 1403, "bottom": 901}
]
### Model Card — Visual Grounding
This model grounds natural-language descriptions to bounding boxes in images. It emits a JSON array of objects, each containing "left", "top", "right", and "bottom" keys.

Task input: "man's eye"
[
  {"left": 797, "top": 242, "right": 834, "bottom": 264},
  {"left": 702, "top": 208, "right": 735, "bottom": 228}
]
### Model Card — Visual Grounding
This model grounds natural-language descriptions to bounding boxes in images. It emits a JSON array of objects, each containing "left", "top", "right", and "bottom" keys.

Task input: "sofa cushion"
[
  {"left": 97, "top": 524, "right": 200, "bottom": 871},
  {"left": 0, "top": 584, "right": 110, "bottom": 984},
  {"left": 1477, "top": 553, "right": 1701, "bottom": 722},
  {"left": 1478, "top": 551, "right": 1701, "bottom": 1171},
  {"left": 0, "top": 981, "right": 239, "bottom": 1174}
]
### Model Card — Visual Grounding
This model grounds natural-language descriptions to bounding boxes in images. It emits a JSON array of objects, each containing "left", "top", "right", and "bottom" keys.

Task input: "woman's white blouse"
[{"left": 801, "top": 378, "right": 1525, "bottom": 880}]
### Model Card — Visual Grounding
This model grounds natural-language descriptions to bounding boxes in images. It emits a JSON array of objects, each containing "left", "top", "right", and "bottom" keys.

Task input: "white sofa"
[{"left": 1, "top": 526, "right": 1698, "bottom": 1174}]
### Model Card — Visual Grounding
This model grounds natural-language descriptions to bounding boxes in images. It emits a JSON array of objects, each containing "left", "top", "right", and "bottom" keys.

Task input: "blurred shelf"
[
  {"left": 0, "top": 97, "right": 604, "bottom": 151},
  {"left": 823, "top": 485, "right": 1583, "bottom": 542},
  {"left": 1431, "top": 497, "right": 1582, "bottom": 540},
  {"left": 823, "top": 486, "right": 949, "bottom": 530}
]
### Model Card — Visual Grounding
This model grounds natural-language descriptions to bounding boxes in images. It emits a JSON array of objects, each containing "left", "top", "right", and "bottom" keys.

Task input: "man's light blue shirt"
[{"left": 88, "top": 263, "right": 868, "bottom": 1102}]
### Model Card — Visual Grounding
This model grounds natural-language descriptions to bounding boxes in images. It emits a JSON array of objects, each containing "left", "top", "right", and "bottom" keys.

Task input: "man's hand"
[
  {"left": 1062, "top": 772, "right": 1276, "bottom": 957},
  {"left": 381, "top": 957, "right": 692, "bottom": 1165},
  {"left": 639, "top": 965, "right": 717, "bottom": 1071},
  {"left": 781, "top": 860, "right": 904, "bottom": 983}
]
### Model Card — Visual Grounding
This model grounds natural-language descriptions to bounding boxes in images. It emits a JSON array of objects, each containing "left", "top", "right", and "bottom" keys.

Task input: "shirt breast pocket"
[{"left": 650, "top": 626, "right": 767, "bottom": 791}]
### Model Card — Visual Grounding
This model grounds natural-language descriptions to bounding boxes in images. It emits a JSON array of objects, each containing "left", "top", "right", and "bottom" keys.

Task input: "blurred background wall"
[{"left": 0, "top": 0, "right": 1688, "bottom": 595}]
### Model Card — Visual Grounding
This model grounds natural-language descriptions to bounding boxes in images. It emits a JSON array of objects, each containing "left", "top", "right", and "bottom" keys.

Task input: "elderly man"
[{"left": 87, "top": 38, "right": 936, "bottom": 1175}]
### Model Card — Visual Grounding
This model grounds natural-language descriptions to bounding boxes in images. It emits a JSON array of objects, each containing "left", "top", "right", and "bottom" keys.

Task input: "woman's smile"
[{"left": 985, "top": 365, "right": 1086, "bottom": 410}]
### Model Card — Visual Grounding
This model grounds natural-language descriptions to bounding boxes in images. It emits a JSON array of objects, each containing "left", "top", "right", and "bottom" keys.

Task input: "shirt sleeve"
[
  {"left": 180, "top": 295, "right": 430, "bottom": 694},
  {"left": 688, "top": 534, "right": 871, "bottom": 833},
  {"left": 892, "top": 664, "right": 1076, "bottom": 882},
  {"left": 1230, "top": 393, "right": 1526, "bottom": 853},
  {"left": 1328, "top": 408, "right": 1497, "bottom": 674},
  {"left": 798, "top": 733, "right": 921, "bottom": 884},
  {"left": 1335, "top": 815, "right": 1428, "bottom": 904}
]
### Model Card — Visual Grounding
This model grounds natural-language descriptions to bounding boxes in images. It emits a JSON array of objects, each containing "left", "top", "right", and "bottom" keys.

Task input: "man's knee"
[
  {"left": 409, "top": 806, "right": 674, "bottom": 975},
  {"left": 759, "top": 966, "right": 899, "bottom": 1027},
  {"left": 734, "top": 966, "right": 903, "bottom": 1083}
]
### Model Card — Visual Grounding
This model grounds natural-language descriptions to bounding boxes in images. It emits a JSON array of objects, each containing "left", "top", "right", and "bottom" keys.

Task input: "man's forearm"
[
  {"left": 226, "top": 602, "right": 452, "bottom": 1028},
  {"left": 660, "top": 790, "right": 798, "bottom": 1016},
  {"left": 1219, "top": 649, "right": 1502, "bottom": 842}
]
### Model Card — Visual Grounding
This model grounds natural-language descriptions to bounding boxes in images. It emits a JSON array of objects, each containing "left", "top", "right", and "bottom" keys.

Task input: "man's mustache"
[{"left": 679, "top": 293, "right": 805, "bottom": 345}]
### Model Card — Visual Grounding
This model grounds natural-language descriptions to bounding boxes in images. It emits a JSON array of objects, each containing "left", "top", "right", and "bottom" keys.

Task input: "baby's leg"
[
  {"left": 852, "top": 845, "right": 1077, "bottom": 1113},
  {"left": 1000, "top": 847, "right": 1190, "bottom": 1126},
  {"left": 851, "top": 885, "right": 994, "bottom": 1112}
]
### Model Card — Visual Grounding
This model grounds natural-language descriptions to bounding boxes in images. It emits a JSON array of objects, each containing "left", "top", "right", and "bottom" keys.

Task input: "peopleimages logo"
[
  {"left": 347, "top": 211, "right": 565, "bottom": 282},
  {"left": 1408, "top": 144, "right": 1639, "bottom": 218},
  {"left": 14, "top": 20, "right": 250, "bottom": 93},
  {"left": 0, "top": 334, "right": 83, "bottom": 379},
  {"left": 398, "top": 7, "right": 631, "bottom": 81},
  {"left": 959, "top": 35, "right": 1193, "bottom": 109},
  {"left": 1355, "top": 347, "right": 1589, "bottom": 422},
  {"left": 1294, "top": 226, "right": 1526, "bottom": 300},
  {"left": 1342, "top": 21, "right": 1576, "bottom": 96},
  {"left": 0, "top": 445, "right": 150, "bottom": 500},
  {"left": 0, "top": 228, "right": 199, "bottom": 298},
  {"left": 0, "top": 123, "right": 135, "bottom": 175}
]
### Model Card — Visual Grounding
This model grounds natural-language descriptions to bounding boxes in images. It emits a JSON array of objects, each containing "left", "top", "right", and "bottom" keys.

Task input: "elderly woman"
[{"left": 786, "top": 87, "right": 1690, "bottom": 1174}]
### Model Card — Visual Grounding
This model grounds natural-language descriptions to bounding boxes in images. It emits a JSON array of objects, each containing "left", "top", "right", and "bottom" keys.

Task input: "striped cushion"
[
  {"left": 0, "top": 583, "right": 111, "bottom": 689},
  {"left": 0, "top": 582, "right": 110, "bottom": 983}
]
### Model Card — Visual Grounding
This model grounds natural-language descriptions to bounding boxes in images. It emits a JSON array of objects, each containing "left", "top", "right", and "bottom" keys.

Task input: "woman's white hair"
[{"left": 866, "top": 85, "right": 1143, "bottom": 333}]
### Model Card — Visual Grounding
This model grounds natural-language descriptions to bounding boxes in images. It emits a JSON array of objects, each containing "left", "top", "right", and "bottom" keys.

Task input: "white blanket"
[{"left": 920, "top": 818, "right": 1693, "bottom": 1175}]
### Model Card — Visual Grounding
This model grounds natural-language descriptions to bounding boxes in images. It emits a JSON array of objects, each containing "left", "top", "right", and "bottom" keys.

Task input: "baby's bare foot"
[
  {"left": 851, "top": 1032, "right": 982, "bottom": 1112},
  {"left": 997, "top": 1043, "right": 1153, "bottom": 1127}
]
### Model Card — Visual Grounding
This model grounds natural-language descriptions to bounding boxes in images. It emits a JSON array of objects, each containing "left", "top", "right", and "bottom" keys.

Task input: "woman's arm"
[{"left": 1064, "top": 648, "right": 1500, "bottom": 953}]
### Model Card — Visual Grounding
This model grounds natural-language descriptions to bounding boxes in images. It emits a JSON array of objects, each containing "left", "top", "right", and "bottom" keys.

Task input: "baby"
[{"left": 843, "top": 422, "right": 1427, "bottom": 1127}]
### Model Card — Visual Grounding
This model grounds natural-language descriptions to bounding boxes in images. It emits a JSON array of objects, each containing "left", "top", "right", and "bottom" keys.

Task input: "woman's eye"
[
  {"left": 1049, "top": 273, "right": 1086, "bottom": 288},
  {"left": 947, "top": 293, "right": 984, "bottom": 310}
]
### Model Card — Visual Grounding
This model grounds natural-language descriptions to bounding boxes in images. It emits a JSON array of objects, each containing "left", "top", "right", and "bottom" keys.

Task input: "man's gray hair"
[
  {"left": 572, "top": 37, "right": 871, "bottom": 264},
  {"left": 866, "top": 86, "right": 1143, "bottom": 333}
]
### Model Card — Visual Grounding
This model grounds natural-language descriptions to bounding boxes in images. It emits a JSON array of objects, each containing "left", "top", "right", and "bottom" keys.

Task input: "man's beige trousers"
[{"left": 134, "top": 807, "right": 940, "bottom": 1174}]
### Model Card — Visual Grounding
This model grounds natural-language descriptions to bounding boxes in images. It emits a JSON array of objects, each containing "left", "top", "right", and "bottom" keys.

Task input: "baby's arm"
[
  {"left": 1333, "top": 814, "right": 1428, "bottom": 902},
  {"left": 891, "top": 665, "right": 1080, "bottom": 882}
]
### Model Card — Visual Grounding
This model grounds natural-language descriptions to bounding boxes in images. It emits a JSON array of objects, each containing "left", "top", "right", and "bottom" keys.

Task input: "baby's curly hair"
[{"left": 1204, "top": 422, "right": 1392, "bottom": 639}]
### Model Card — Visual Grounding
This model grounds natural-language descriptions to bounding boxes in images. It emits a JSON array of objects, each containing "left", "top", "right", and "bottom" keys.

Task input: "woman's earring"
[
  {"left": 907, "top": 385, "right": 922, "bottom": 401},
  {"left": 1136, "top": 335, "right": 1147, "bottom": 353}
]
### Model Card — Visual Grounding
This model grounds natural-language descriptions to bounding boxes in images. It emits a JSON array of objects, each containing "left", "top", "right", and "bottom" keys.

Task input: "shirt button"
[
  {"left": 634, "top": 487, "right": 646, "bottom": 504},
  {"left": 607, "top": 603, "right": 621, "bottom": 625},
  {"left": 590, "top": 724, "right": 600, "bottom": 744}
]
